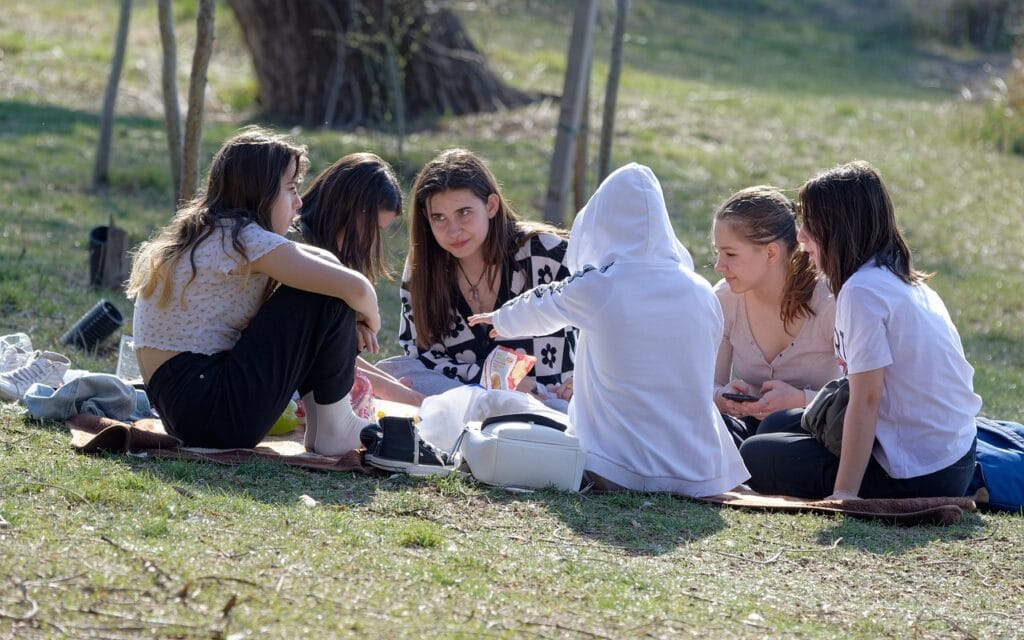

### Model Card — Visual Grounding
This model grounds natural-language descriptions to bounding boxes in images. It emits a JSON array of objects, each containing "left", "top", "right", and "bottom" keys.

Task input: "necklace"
[{"left": 457, "top": 261, "right": 487, "bottom": 304}]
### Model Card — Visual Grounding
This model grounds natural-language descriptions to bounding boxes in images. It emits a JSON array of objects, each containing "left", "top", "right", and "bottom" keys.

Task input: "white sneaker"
[
  {"left": 0, "top": 351, "right": 71, "bottom": 402},
  {"left": 0, "top": 333, "right": 33, "bottom": 373}
]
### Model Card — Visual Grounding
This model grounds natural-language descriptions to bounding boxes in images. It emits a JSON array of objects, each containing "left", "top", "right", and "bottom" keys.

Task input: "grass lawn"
[{"left": 1, "top": 0, "right": 1023, "bottom": 637}]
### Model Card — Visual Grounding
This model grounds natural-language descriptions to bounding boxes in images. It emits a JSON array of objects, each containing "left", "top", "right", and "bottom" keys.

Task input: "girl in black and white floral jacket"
[{"left": 379, "top": 149, "right": 576, "bottom": 399}]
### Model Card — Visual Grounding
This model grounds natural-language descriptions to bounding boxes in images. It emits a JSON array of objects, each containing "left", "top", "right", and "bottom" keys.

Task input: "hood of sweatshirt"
[{"left": 565, "top": 162, "right": 693, "bottom": 272}]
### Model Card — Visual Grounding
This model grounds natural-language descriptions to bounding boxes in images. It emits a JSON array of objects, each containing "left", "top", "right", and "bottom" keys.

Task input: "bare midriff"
[{"left": 136, "top": 347, "right": 181, "bottom": 384}]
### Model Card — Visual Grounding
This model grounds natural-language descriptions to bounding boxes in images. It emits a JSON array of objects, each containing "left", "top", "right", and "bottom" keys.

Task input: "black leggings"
[
  {"left": 146, "top": 285, "right": 357, "bottom": 449},
  {"left": 739, "top": 409, "right": 977, "bottom": 499}
]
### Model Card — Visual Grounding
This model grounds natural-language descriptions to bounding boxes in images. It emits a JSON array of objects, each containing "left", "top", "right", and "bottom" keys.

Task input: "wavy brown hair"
[
  {"left": 797, "top": 160, "right": 928, "bottom": 297},
  {"left": 297, "top": 152, "right": 402, "bottom": 284},
  {"left": 127, "top": 127, "right": 308, "bottom": 307},
  {"left": 715, "top": 185, "right": 818, "bottom": 331},
  {"left": 408, "top": 148, "right": 565, "bottom": 347}
]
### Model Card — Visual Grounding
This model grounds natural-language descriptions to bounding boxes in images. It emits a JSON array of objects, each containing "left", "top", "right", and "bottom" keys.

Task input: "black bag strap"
[{"left": 481, "top": 412, "right": 568, "bottom": 432}]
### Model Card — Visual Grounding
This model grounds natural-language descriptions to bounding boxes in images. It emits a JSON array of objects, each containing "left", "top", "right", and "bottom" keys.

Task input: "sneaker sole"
[{"left": 364, "top": 453, "right": 452, "bottom": 477}]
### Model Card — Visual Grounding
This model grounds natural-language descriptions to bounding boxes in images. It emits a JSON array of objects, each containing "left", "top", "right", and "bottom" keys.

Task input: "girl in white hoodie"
[{"left": 470, "top": 164, "right": 748, "bottom": 496}]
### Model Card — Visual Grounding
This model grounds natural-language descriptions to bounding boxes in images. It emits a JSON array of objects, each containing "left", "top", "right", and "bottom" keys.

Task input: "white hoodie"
[{"left": 490, "top": 163, "right": 749, "bottom": 496}]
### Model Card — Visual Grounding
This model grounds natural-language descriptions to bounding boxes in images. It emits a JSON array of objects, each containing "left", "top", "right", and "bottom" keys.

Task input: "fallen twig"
[
  {"left": 520, "top": 619, "right": 617, "bottom": 639},
  {"left": 19, "top": 571, "right": 87, "bottom": 588},
  {"left": 0, "top": 595, "right": 38, "bottom": 621},
  {"left": 100, "top": 535, "right": 176, "bottom": 588},
  {"left": 710, "top": 549, "right": 783, "bottom": 565},
  {"left": 0, "top": 480, "right": 93, "bottom": 508}
]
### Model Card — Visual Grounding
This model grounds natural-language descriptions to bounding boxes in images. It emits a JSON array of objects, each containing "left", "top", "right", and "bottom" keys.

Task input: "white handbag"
[{"left": 457, "top": 412, "right": 586, "bottom": 492}]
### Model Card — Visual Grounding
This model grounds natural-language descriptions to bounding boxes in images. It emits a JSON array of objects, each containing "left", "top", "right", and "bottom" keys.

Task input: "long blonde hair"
[{"left": 127, "top": 127, "right": 308, "bottom": 307}]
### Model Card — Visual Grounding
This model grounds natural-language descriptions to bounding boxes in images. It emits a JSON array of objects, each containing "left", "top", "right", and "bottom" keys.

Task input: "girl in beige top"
[{"left": 711, "top": 186, "right": 842, "bottom": 443}]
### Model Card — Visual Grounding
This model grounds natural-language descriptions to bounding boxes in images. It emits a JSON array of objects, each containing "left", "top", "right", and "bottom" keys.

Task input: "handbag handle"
[{"left": 480, "top": 412, "right": 568, "bottom": 432}]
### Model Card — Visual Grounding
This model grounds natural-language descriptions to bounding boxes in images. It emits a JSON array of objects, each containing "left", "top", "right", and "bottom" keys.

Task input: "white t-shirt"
[
  {"left": 835, "top": 262, "right": 980, "bottom": 479},
  {"left": 133, "top": 222, "right": 289, "bottom": 354}
]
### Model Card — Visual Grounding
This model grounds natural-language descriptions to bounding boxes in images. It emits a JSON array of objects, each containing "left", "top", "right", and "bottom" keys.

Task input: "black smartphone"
[{"left": 722, "top": 392, "right": 760, "bottom": 403}]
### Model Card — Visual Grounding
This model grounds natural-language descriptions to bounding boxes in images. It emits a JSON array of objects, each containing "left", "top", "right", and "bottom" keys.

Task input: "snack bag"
[
  {"left": 481, "top": 346, "right": 536, "bottom": 391},
  {"left": 350, "top": 370, "right": 376, "bottom": 420}
]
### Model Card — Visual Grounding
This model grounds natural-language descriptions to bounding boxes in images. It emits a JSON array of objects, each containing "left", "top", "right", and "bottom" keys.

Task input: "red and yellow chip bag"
[{"left": 481, "top": 346, "right": 536, "bottom": 391}]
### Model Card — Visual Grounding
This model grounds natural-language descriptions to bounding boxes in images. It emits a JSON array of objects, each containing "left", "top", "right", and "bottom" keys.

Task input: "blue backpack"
[{"left": 967, "top": 418, "right": 1024, "bottom": 513}]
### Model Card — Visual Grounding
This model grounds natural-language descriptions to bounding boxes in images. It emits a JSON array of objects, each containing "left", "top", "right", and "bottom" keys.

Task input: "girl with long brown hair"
[
  {"left": 740, "top": 161, "right": 979, "bottom": 499},
  {"left": 379, "top": 148, "right": 576, "bottom": 401},
  {"left": 128, "top": 128, "right": 380, "bottom": 455},
  {"left": 296, "top": 152, "right": 424, "bottom": 406}
]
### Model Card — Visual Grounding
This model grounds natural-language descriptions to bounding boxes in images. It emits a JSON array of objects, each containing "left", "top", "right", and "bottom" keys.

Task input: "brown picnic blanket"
[
  {"left": 66, "top": 414, "right": 370, "bottom": 473},
  {"left": 702, "top": 490, "right": 977, "bottom": 526},
  {"left": 65, "top": 413, "right": 976, "bottom": 525}
]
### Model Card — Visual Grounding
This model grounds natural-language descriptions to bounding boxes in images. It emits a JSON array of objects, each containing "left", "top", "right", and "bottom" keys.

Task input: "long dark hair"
[
  {"left": 128, "top": 127, "right": 308, "bottom": 306},
  {"left": 408, "top": 148, "right": 563, "bottom": 347},
  {"left": 297, "top": 152, "right": 402, "bottom": 283},
  {"left": 714, "top": 185, "right": 817, "bottom": 330},
  {"left": 797, "top": 160, "right": 927, "bottom": 297}
]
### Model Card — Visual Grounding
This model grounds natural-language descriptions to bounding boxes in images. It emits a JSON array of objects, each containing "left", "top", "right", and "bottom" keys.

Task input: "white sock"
[
  {"left": 301, "top": 392, "right": 318, "bottom": 451},
  {"left": 311, "top": 392, "right": 370, "bottom": 456}
]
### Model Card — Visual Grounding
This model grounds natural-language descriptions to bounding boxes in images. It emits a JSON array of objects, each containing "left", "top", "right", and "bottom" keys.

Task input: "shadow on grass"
[
  {"left": 0, "top": 100, "right": 162, "bottom": 137},
  {"left": 43, "top": 409, "right": 724, "bottom": 555},
  {"left": 814, "top": 511, "right": 989, "bottom": 554},
  {"left": 116, "top": 448, "right": 725, "bottom": 556},
  {"left": 474, "top": 487, "right": 728, "bottom": 556}
]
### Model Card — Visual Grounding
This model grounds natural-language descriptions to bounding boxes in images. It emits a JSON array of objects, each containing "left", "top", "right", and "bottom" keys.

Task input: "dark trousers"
[
  {"left": 739, "top": 409, "right": 977, "bottom": 499},
  {"left": 147, "top": 285, "right": 357, "bottom": 449},
  {"left": 722, "top": 413, "right": 761, "bottom": 449}
]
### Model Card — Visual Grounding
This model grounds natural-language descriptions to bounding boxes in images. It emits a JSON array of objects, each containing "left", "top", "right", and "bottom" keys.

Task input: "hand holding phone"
[{"left": 722, "top": 391, "right": 761, "bottom": 403}]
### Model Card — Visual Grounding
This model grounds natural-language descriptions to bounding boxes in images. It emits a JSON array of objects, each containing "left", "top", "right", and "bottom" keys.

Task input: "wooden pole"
[
  {"left": 573, "top": 54, "right": 591, "bottom": 213},
  {"left": 92, "top": 0, "right": 131, "bottom": 189},
  {"left": 598, "top": 0, "right": 629, "bottom": 183},
  {"left": 543, "top": 0, "right": 597, "bottom": 227},
  {"left": 157, "top": 0, "right": 183, "bottom": 205},
  {"left": 181, "top": 0, "right": 216, "bottom": 203}
]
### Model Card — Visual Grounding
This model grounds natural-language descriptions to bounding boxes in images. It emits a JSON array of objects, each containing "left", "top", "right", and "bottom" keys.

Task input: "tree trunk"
[
  {"left": 225, "top": 0, "right": 535, "bottom": 129},
  {"left": 92, "top": 0, "right": 131, "bottom": 189},
  {"left": 543, "top": 0, "right": 597, "bottom": 226},
  {"left": 157, "top": 0, "right": 183, "bottom": 203},
  {"left": 181, "top": 0, "right": 216, "bottom": 203},
  {"left": 597, "top": 0, "right": 629, "bottom": 184}
]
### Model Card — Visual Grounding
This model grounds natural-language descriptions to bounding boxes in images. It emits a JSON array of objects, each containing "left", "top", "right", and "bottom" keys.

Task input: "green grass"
[{"left": 2, "top": 0, "right": 1024, "bottom": 637}]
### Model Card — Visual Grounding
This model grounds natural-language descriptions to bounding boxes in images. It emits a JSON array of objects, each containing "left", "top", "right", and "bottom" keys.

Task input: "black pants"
[
  {"left": 722, "top": 413, "right": 760, "bottom": 449},
  {"left": 147, "top": 285, "right": 357, "bottom": 449},
  {"left": 739, "top": 409, "right": 977, "bottom": 499}
]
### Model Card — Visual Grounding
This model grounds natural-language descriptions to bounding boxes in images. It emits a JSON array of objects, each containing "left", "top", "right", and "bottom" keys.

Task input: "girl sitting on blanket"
[
  {"left": 128, "top": 127, "right": 379, "bottom": 455},
  {"left": 469, "top": 163, "right": 749, "bottom": 497},
  {"left": 711, "top": 186, "right": 841, "bottom": 446},
  {"left": 296, "top": 152, "right": 425, "bottom": 407},
  {"left": 740, "top": 161, "right": 980, "bottom": 499},
  {"left": 378, "top": 148, "right": 576, "bottom": 403}
]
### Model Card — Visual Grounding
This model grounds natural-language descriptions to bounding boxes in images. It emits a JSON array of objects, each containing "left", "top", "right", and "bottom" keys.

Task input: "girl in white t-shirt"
[
  {"left": 128, "top": 128, "right": 380, "bottom": 454},
  {"left": 740, "top": 161, "right": 979, "bottom": 499}
]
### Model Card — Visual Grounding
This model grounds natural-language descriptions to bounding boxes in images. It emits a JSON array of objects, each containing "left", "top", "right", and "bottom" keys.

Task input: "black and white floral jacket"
[{"left": 397, "top": 232, "right": 577, "bottom": 388}]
